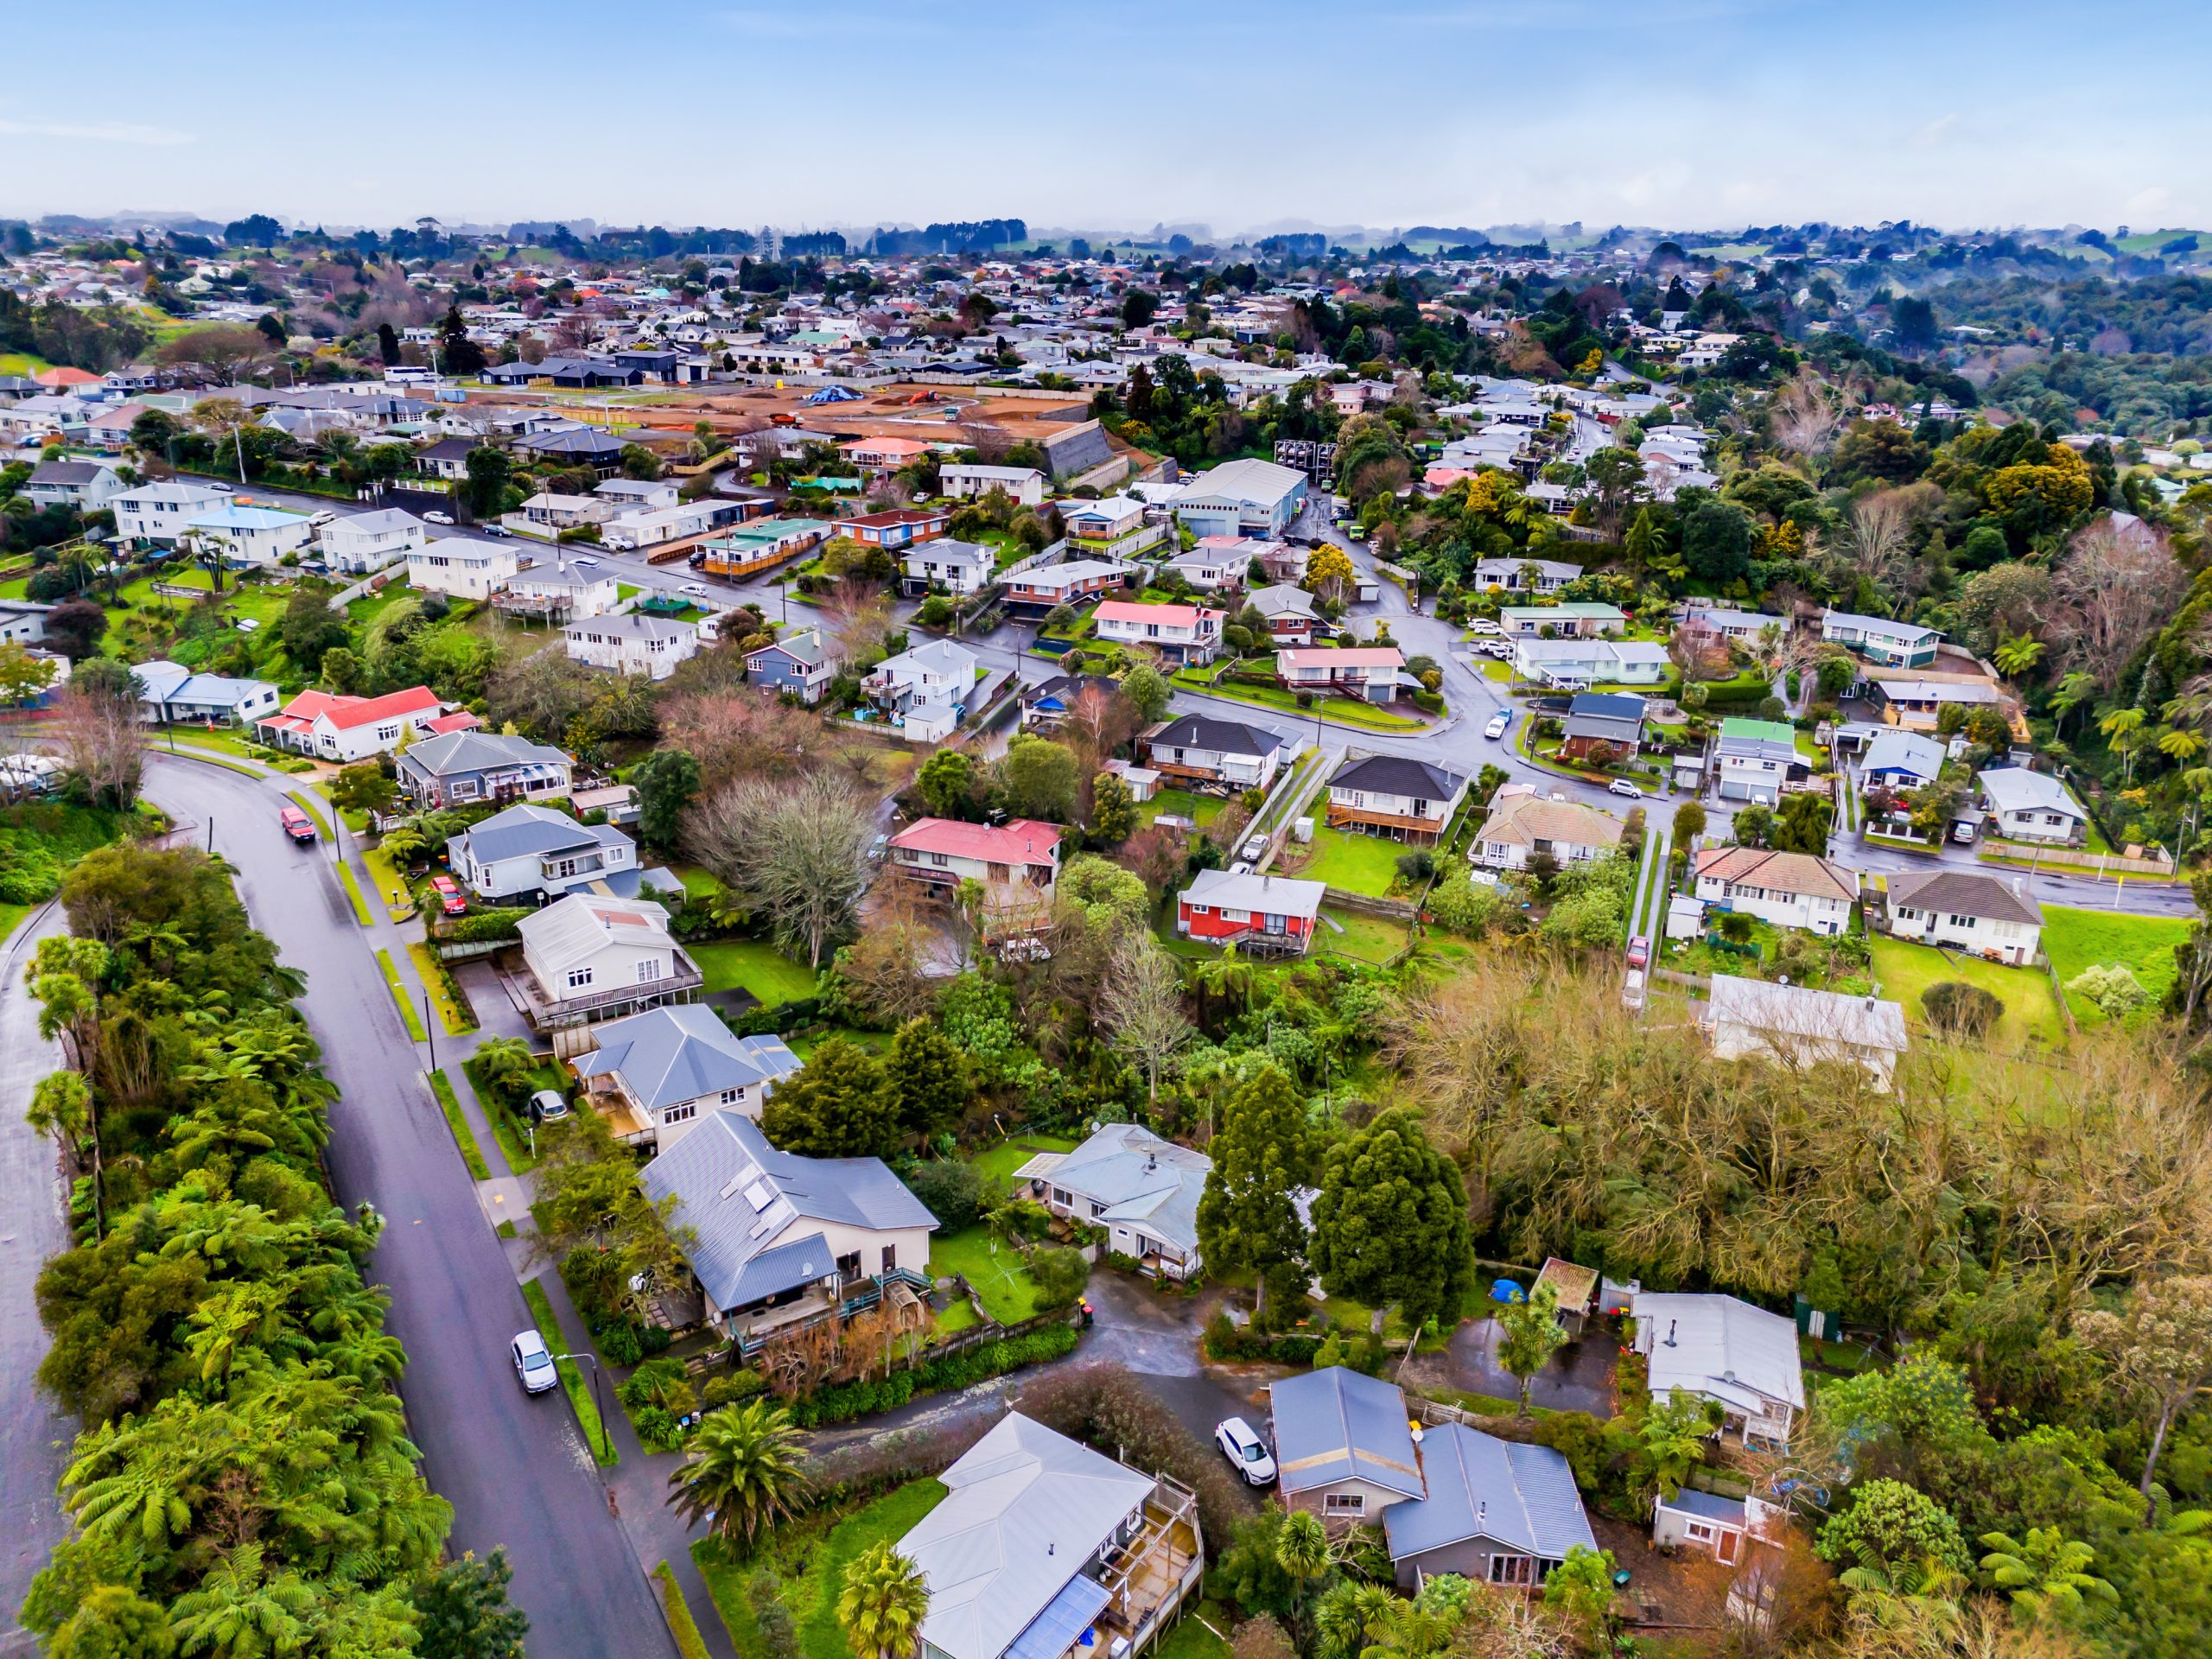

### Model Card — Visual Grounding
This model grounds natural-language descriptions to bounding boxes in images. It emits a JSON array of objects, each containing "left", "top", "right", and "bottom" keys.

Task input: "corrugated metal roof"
[
  {"left": 1382, "top": 1425, "right": 1595, "bottom": 1561},
  {"left": 1270, "top": 1367, "right": 1426, "bottom": 1500}
]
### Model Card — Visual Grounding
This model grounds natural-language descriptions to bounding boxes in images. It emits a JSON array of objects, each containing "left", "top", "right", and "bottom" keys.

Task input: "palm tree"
[
  {"left": 2100, "top": 707, "right": 2147, "bottom": 784},
  {"left": 836, "top": 1542, "right": 930, "bottom": 1659},
  {"left": 1274, "top": 1510, "right": 1334, "bottom": 1643},
  {"left": 2159, "top": 726, "right": 2206, "bottom": 763},
  {"left": 2048, "top": 671, "right": 2097, "bottom": 739},
  {"left": 1993, "top": 633, "right": 2046, "bottom": 678},
  {"left": 666, "top": 1400, "right": 809, "bottom": 1553},
  {"left": 1313, "top": 1581, "right": 1395, "bottom": 1659},
  {"left": 1636, "top": 1389, "right": 1717, "bottom": 1503},
  {"left": 472, "top": 1035, "right": 536, "bottom": 1106},
  {"left": 1978, "top": 1528, "right": 2118, "bottom": 1624}
]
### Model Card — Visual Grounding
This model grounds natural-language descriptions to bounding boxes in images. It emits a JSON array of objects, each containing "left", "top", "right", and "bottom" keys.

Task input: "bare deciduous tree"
[
  {"left": 2050, "top": 517, "right": 2189, "bottom": 693},
  {"left": 832, "top": 879, "right": 941, "bottom": 1027},
  {"left": 1844, "top": 489, "right": 1915, "bottom": 598},
  {"left": 822, "top": 579, "right": 897, "bottom": 669},
  {"left": 1770, "top": 370, "right": 1844, "bottom": 462},
  {"left": 1097, "top": 931, "right": 1194, "bottom": 1109},
  {"left": 53, "top": 679, "right": 143, "bottom": 809},
  {"left": 658, "top": 691, "right": 818, "bottom": 791},
  {"left": 686, "top": 771, "right": 875, "bottom": 968}
]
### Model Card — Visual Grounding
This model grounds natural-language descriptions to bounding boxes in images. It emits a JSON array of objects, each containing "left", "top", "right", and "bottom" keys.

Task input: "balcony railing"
[{"left": 525, "top": 955, "right": 702, "bottom": 1024}]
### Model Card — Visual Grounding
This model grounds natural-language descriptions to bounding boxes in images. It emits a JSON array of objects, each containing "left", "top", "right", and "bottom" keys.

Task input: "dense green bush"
[
  {"left": 729, "top": 995, "right": 822, "bottom": 1036},
  {"left": 1028, "top": 1244, "right": 1092, "bottom": 1310},
  {"left": 1204, "top": 1310, "right": 1323, "bottom": 1365},
  {"left": 441, "top": 906, "right": 532, "bottom": 942},
  {"left": 788, "top": 1321, "right": 1078, "bottom": 1427}
]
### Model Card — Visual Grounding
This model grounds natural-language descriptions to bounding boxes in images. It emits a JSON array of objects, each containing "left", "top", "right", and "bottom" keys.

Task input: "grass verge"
[
  {"left": 409, "top": 940, "right": 474, "bottom": 1033},
  {"left": 426, "top": 1069, "right": 491, "bottom": 1181},
  {"left": 652, "top": 1562, "right": 711, "bottom": 1659},
  {"left": 168, "top": 745, "right": 266, "bottom": 779},
  {"left": 521, "top": 1277, "right": 617, "bottom": 1465},
  {"left": 378, "top": 948, "right": 429, "bottom": 1040},
  {"left": 336, "top": 861, "right": 374, "bottom": 926}
]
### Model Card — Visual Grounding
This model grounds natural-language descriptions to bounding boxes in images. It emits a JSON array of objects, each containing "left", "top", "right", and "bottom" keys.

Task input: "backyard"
[
  {"left": 694, "top": 1479, "right": 948, "bottom": 1659},
  {"left": 1168, "top": 666, "right": 1427, "bottom": 733},
  {"left": 1139, "top": 788, "right": 1227, "bottom": 830},
  {"left": 2043, "top": 906, "right": 2190, "bottom": 1027},
  {"left": 1281, "top": 819, "right": 1421, "bottom": 897},
  {"left": 926, "top": 1226, "right": 1047, "bottom": 1325},
  {"left": 1866, "top": 937, "right": 2067, "bottom": 1052},
  {"left": 690, "top": 938, "right": 823, "bottom": 1007}
]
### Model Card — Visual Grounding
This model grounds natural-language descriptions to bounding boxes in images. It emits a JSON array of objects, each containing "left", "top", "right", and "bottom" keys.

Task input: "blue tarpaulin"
[{"left": 1489, "top": 1279, "right": 1526, "bottom": 1305}]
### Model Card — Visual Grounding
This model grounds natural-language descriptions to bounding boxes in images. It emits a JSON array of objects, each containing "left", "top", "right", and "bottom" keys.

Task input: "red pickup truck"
[{"left": 278, "top": 804, "right": 317, "bottom": 844}]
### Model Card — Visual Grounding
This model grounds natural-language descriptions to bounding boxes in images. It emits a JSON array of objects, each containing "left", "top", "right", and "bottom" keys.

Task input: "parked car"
[
  {"left": 1627, "top": 934, "right": 1650, "bottom": 969},
  {"left": 1608, "top": 779, "right": 1643, "bottom": 798},
  {"left": 1214, "top": 1418, "right": 1278, "bottom": 1486},
  {"left": 424, "top": 510, "right": 455, "bottom": 525},
  {"left": 308, "top": 510, "right": 336, "bottom": 529},
  {"left": 1465, "top": 619, "right": 1503, "bottom": 636},
  {"left": 1484, "top": 712, "right": 1511, "bottom": 741},
  {"left": 1240, "top": 833, "right": 1269, "bottom": 861},
  {"left": 480, "top": 523, "right": 510, "bottom": 537},
  {"left": 529, "top": 1088, "right": 570, "bottom": 1123},
  {"left": 679, "top": 582, "right": 709, "bottom": 598},
  {"left": 512, "top": 1330, "right": 559, "bottom": 1395},
  {"left": 429, "top": 874, "right": 467, "bottom": 916},
  {"left": 1622, "top": 969, "right": 1647, "bottom": 1012},
  {"left": 277, "top": 804, "right": 316, "bottom": 844},
  {"left": 687, "top": 550, "right": 709, "bottom": 569}
]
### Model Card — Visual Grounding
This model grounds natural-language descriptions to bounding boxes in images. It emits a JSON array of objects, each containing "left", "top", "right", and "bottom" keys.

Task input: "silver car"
[{"left": 512, "top": 1329, "right": 559, "bottom": 1395}]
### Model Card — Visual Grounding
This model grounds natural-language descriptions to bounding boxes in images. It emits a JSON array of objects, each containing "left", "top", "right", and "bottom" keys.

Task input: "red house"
[{"left": 1176, "top": 868, "right": 1327, "bottom": 956}]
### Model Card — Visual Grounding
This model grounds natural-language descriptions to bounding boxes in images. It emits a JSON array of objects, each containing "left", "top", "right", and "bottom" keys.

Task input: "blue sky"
[{"left": 5, "top": 1, "right": 2208, "bottom": 236}]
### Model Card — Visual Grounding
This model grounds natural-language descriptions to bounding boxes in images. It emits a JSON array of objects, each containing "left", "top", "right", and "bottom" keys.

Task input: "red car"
[
  {"left": 1626, "top": 935, "right": 1650, "bottom": 969},
  {"left": 429, "top": 874, "right": 467, "bottom": 916},
  {"left": 277, "top": 804, "right": 316, "bottom": 844}
]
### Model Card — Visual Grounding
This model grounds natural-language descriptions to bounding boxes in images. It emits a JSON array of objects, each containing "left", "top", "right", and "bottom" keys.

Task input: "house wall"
[
  {"left": 1280, "top": 1477, "right": 1413, "bottom": 1526},
  {"left": 523, "top": 938, "right": 679, "bottom": 1006},
  {"left": 1886, "top": 906, "right": 2039, "bottom": 963},
  {"left": 1651, "top": 1503, "right": 1746, "bottom": 1560},
  {"left": 1989, "top": 805, "right": 2085, "bottom": 845},
  {"left": 1717, "top": 755, "right": 1787, "bottom": 804},
  {"left": 461, "top": 841, "right": 631, "bottom": 903},
  {"left": 1176, "top": 899, "right": 1315, "bottom": 944},
  {"left": 1393, "top": 1539, "right": 1553, "bottom": 1592},
  {"left": 1694, "top": 878, "right": 1851, "bottom": 937},
  {"left": 762, "top": 1217, "right": 934, "bottom": 1286},
  {"left": 1710, "top": 1019, "right": 1897, "bottom": 1090}
]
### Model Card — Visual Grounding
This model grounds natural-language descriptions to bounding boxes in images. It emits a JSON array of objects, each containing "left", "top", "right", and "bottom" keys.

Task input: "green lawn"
[
  {"left": 1285, "top": 822, "right": 1413, "bottom": 897},
  {"left": 1866, "top": 937, "right": 2066, "bottom": 1052},
  {"left": 1169, "top": 670, "right": 1427, "bottom": 733},
  {"left": 690, "top": 938, "right": 821, "bottom": 1007},
  {"left": 966, "top": 1134, "right": 1077, "bottom": 1185},
  {"left": 335, "top": 861, "right": 374, "bottom": 925},
  {"left": 427, "top": 1070, "right": 492, "bottom": 1181},
  {"left": 927, "top": 1227, "right": 1045, "bottom": 1325},
  {"left": 378, "top": 949, "right": 429, "bottom": 1041},
  {"left": 1140, "top": 787, "right": 1227, "bottom": 830},
  {"left": 695, "top": 1480, "right": 948, "bottom": 1659},
  {"left": 1314, "top": 906, "right": 1410, "bottom": 962},
  {"left": 410, "top": 941, "right": 474, "bottom": 1035},
  {"left": 1153, "top": 1609, "right": 1233, "bottom": 1659},
  {"left": 2043, "top": 906, "right": 2190, "bottom": 1027}
]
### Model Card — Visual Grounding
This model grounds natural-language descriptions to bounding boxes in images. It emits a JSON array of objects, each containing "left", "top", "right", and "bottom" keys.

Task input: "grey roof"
[
  {"left": 574, "top": 1004, "right": 799, "bottom": 1114},
  {"left": 1705, "top": 976, "right": 1906, "bottom": 1057},
  {"left": 722, "top": 1230, "right": 841, "bottom": 1306},
  {"left": 1658, "top": 1487, "right": 1748, "bottom": 1525},
  {"left": 1885, "top": 868, "right": 2043, "bottom": 926},
  {"left": 1634, "top": 1291, "right": 1805, "bottom": 1415},
  {"left": 454, "top": 802, "right": 632, "bottom": 867},
  {"left": 1249, "top": 582, "right": 1318, "bottom": 619},
  {"left": 639, "top": 1111, "right": 937, "bottom": 1313},
  {"left": 1270, "top": 1366, "right": 1427, "bottom": 1500},
  {"left": 1383, "top": 1425, "right": 1596, "bottom": 1563},
  {"left": 901, "top": 1413, "right": 1152, "bottom": 1659},
  {"left": 1147, "top": 713, "right": 1281, "bottom": 758},
  {"left": 1567, "top": 691, "right": 1647, "bottom": 724},
  {"left": 1979, "top": 766, "right": 2084, "bottom": 819},
  {"left": 1859, "top": 729, "right": 1944, "bottom": 779},
  {"left": 908, "top": 537, "right": 993, "bottom": 569},
  {"left": 28, "top": 461, "right": 106, "bottom": 485},
  {"left": 749, "top": 626, "right": 827, "bottom": 668},
  {"left": 1330, "top": 753, "right": 1465, "bottom": 801},
  {"left": 573, "top": 613, "right": 697, "bottom": 643},
  {"left": 400, "top": 728, "right": 572, "bottom": 779},
  {"left": 1027, "top": 1125, "right": 1210, "bottom": 1256}
]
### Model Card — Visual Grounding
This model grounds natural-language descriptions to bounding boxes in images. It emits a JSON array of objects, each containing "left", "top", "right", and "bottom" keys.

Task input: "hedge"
[
  {"left": 440, "top": 906, "right": 532, "bottom": 943},
  {"left": 788, "top": 1321, "right": 1077, "bottom": 1427},
  {"left": 729, "top": 996, "right": 822, "bottom": 1037},
  {"left": 1697, "top": 677, "right": 1776, "bottom": 707},
  {"left": 1202, "top": 1323, "right": 1324, "bottom": 1365}
]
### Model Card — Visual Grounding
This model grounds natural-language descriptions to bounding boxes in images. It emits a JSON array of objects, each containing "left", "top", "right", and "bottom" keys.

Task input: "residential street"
[
  {"left": 0, "top": 905, "right": 76, "bottom": 1658},
  {"left": 138, "top": 754, "right": 677, "bottom": 1659}
]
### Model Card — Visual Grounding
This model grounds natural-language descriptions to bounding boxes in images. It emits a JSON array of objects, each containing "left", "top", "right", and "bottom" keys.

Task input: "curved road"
[{"left": 141, "top": 755, "right": 673, "bottom": 1659}]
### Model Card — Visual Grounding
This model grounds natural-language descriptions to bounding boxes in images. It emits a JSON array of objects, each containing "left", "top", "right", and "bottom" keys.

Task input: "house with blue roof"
[
  {"left": 130, "top": 659, "right": 281, "bottom": 727},
  {"left": 1653, "top": 1486, "right": 1785, "bottom": 1566},
  {"left": 445, "top": 803, "right": 640, "bottom": 903},
  {"left": 575, "top": 1005, "right": 800, "bottom": 1150},
  {"left": 1270, "top": 1365, "right": 1428, "bottom": 1524},
  {"left": 1014, "top": 1125, "right": 1212, "bottom": 1280},
  {"left": 638, "top": 1109, "right": 937, "bottom": 1347},
  {"left": 183, "top": 503, "right": 314, "bottom": 567}
]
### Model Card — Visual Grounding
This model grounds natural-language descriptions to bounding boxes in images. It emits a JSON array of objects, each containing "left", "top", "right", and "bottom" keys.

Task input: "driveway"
[{"left": 1402, "top": 1314, "right": 1621, "bottom": 1418}]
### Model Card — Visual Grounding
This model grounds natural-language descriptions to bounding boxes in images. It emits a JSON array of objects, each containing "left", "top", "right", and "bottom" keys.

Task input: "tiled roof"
[
  {"left": 1694, "top": 847, "right": 1858, "bottom": 904},
  {"left": 890, "top": 817, "right": 1061, "bottom": 868}
]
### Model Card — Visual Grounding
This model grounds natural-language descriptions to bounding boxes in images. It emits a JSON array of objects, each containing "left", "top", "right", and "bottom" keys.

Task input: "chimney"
[{"left": 1665, "top": 1319, "right": 1678, "bottom": 1347}]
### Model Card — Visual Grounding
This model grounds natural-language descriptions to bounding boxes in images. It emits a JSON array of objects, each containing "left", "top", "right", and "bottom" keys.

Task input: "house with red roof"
[
  {"left": 837, "top": 435, "right": 934, "bottom": 474},
  {"left": 1091, "top": 600, "right": 1224, "bottom": 666},
  {"left": 35, "top": 366, "right": 102, "bottom": 390},
  {"left": 887, "top": 817, "right": 1063, "bottom": 938},
  {"left": 254, "top": 684, "right": 468, "bottom": 763}
]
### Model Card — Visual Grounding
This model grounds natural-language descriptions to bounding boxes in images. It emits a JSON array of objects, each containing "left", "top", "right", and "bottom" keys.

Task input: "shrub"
[
  {"left": 2067, "top": 963, "right": 2147, "bottom": 1020},
  {"left": 1412, "top": 690, "right": 1445, "bottom": 714},
  {"left": 1394, "top": 849, "right": 1436, "bottom": 886},
  {"left": 788, "top": 1322, "right": 1078, "bottom": 1427},
  {"left": 1922, "top": 980, "right": 2003, "bottom": 1039},
  {"left": 620, "top": 1356, "right": 697, "bottom": 1415},
  {"left": 631, "top": 1405, "right": 684, "bottom": 1451},
  {"left": 441, "top": 906, "right": 532, "bottom": 943},
  {"left": 903, "top": 1159, "right": 990, "bottom": 1233},
  {"left": 702, "top": 1370, "right": 767, "bottom": 1409},
  {"left": 1028, "top": 1245, "right": 1092, "bottom": 1311},
  {"left": 728, "top": 995, "right": 822, "bottom": 1037},
  {"left": 1205, "top": 1310, "right": 1323, "bottom": 1366}
]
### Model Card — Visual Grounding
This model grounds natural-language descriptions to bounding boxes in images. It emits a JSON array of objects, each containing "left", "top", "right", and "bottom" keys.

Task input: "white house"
[
  {"left": 1325, "top": 754, "right": 1468, "bottom": 844},
  {"left": 1471, "top": 556, "right": 1582, "bottom": 594},
  {"left": 112, "top": 480, "right": 233, "bottom": 546},
  {"left": 131, "top": 660, "right": 280, "bottom": 728},
  {"left": 1632, "top": 1292, "right": 1805, "bottom": 1452},
  {"left": 1701, "top": 976, "right": 1909, "bottom": 1090},
  {"left": 20, "top": 460, "right": 124, "bottom": 512},
  {"left": 887, "top": 817, "right": 1062, "bottom": 936},
  {"left": 255, "top": 684, "right": 458, "bottom": 761},
  {"left": 497, "top": 569, "right": 620, "bottom": 621},
  {"left": 320, "top": 507, "right": 427, "bottom": 575},
  {"left": 1140, "top": 714, "right": 1287, "bottom": 791},
  {"left": 1164, "top": 543, "right": 1246, "bottom": 593},
  {"left": 564, "top": 613, "right": 701, "bottom": 680},
  {"left": 516, "top": 893, "right": 700, "bottom": 1027},
  {"left": 447, "top": 803, "right": 638, "bottom": 903},
  {"left": 1470, "top": 785, "right": 1623, "bottom": 872},
  {"left": 407, "top": 536, "right": 519, "bottom": 600},
  {"left": 1884, "top": 869, "right": 2044, "bottom": 964},
  {"left": 184, "top": 505, "right": 315, "bottom": 568},
  {"left": 574, "top": 1005, "right": 800, "bottom": 1150},
  {"left": 941, "top": 462, "right": 1046, "bottom": 505},
  {"left": 1694, "top": 848, "right": 1859, "bottom": 936},
  {"left": 1820, "top": 608, "right": 1941, "bottom": 669},
  {"left": 1012, "top": 1124, "right": 1210, "bottom": 1279},
  {"left": 862, "top": 638, "right": 979, "bottom": 715},
  {"left": 1713, "top": 718, "right": 1802, "bottom": 806},
  {"left": 901, "top": 538, "right": 995, "bottom": 596},
  {"left": 1977, "top": 767, "right": 2088, "bottom": 845},
  {"left": 1093, "top": 600, "right": 1223, "bottom": 665},
  {"left": 1510, "top": 638, "right": 1669, "bottom": 687}
]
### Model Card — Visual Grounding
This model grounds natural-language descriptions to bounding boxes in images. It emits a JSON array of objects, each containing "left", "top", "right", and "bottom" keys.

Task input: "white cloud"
[{"left": 0, "top": 114, "right": 192, "bottom": 146}]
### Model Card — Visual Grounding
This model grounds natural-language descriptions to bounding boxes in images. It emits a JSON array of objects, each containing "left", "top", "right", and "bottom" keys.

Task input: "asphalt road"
[
  {"left": 141, "top": 755, "right": 674, "bottom": 1659},
  {"left": 0, "top": 906, "right": 76, "bottom": 1656}
]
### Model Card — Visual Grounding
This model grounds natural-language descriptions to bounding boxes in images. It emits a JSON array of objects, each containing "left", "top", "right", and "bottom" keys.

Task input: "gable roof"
[
  {"left": 1146, "top": 714, "right": 1281, "bottom": 759},
  {"left": 1330, "top": 753, "right": 1465, "bottom": 801},
  {"left": 899, "top": 1413, "right": 1153, "bottom": 1659},
  {"left": 1476, "top": 787, "right": 1624, "bottom": 852},
  {"left": 1694, "top": 847, "right": 1858, "bottom": 905},
  {"left": 1176, "top": 456, "right": 1305, "bottom": 507},
  {"left": 516, "top": 892, "right": 674, "bottom": 971},
  {"left": 1566, "top": 691, "right": 1646, "bottom": 724},
  {"left": 1633, "top": 1292, "right": 1805, "bottom": 1414},
  {"left": 889, "top": 817, "right": 1062, "bottom": 870},
  {"left": 1979, "top": 766, "right": 2084, "bottom": 818},
  {"left": 639, "top": 1110, "right": 938, "bottom": 1312},
  {"left": 1248, "top": 583, "right": 1317, "bottom": 618},
  {"left": 1095, "top": 600, "right": 1218, "bottom": 629},
  {"left": 748, "top": 626, "right": 828, "bottom": 668},
  {"left": 1885, "top": 868, "right": 2043, "bottom": 926},
  {"left": 1382, "top": 1425, "right": 1595, "bottom": 1562},
  {"left": 1859, "top": 729, "right": 1945, "bottom": 778},
  {"left": 1705, "top": 975, "right": 1907, "bottom": 1056},
  {"left": 574, "top": 1005, "right": 798, "bottom": 1113},
  {"left": 1278, "top": 646, "right": 1404, "bottom": 671},
  {"left": 1019, "top": 1125, "right": 1210, "bottom": 1256},
  {"left": 1270, "top": 1366, "right": 1426, "bottom": 1500},
  {"left": 1179, "top": 867, "right": 1326, "bottom": 921},
  {"left": 401, "top": 728, "right": 572, "bottom": 779},
  {"left": 453, "top": 803, "right": 629, "bottom": 866},
  {"left": 270, "top": 684, "right": 442, "bottom": 731}
]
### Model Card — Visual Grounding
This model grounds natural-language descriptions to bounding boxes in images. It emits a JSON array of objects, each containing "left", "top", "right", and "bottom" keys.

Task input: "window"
[
  {"left": 721, "top": 1088, "right": 743, "bottom": 1105},
  {"left": 664, "top": 1103, "right": 696, "bottom": 1126},
  {"left": 1488, "top": 1556, "right": 1535, "bottom": 1586},
  {"left": 1323, "top": 1493, "right": 1365, "bottom": 1516},
  {"left": 1946, "top": 913, "right": 1975, "bottom": 928},
  {"left": 566, "top": 967, "right": 594, "bottom": 990},
  {"left": 637, "top": 959, "right": 664, "bottom": 984}
]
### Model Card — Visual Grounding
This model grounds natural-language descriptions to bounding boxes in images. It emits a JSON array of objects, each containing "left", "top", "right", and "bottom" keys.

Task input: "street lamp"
[
  {"left": 558, "top": 1350, "right": 612, "bottom": 1463},
  {"left": 423, "top": 990, "right": 435, "bottom": 1070}
]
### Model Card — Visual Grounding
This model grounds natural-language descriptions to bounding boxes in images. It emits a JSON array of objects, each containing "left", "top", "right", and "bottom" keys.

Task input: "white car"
[
  {"left": 680, "top": 582, "right": 709, "bottom": 598},
  {"left": 1215, "top": 1417, "right": 1277, "bottom": 1486},
  {"left": 1608, "top": 779, "right": 1643, "bottom": 799},
  {"left": 424, "top": 510, "right": 455, "bottom": 525},
  {"left": 1484, "top": 712, "right": 1511, "bottom": 741},
  {"left": 1465, "top": 620, "right": 1502, "bottom": 637},
  {"left": 512, "top": 1330, "right": 559, "bottom": 1395}
]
